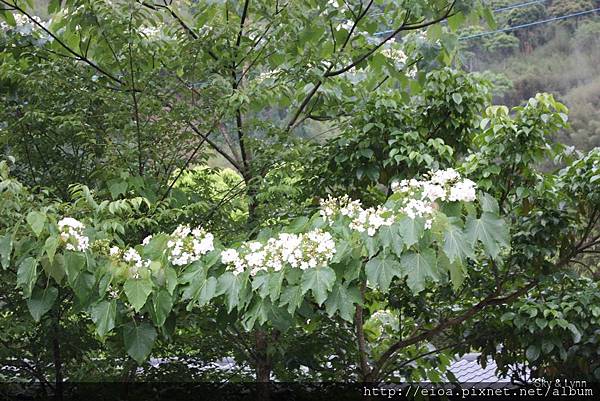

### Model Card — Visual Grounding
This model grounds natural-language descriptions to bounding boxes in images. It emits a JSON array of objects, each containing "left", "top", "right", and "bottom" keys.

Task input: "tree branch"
[
  {"left": 324, "top": 1, "right": 457, "bottom": 78},
  {"left": 368, "top": 279, "right": 537, "bottom": 381},
  {"left": 186, "top": 122, "right": 243, "bottom": 172},
  {"left": 1, "top": 0, "right": 125, "bottom": 85}
]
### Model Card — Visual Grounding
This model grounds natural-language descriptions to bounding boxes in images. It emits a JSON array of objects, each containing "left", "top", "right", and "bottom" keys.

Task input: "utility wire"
[
  {"left": 460, "top": 7, "right": 600, "bottom": 40},
  {"left": 493, "top": 0, "right": 547, "bottom": 13},
  {"left": 370, "top": 0, "right": 547, "bottom": 20},
  {"left": 373, "top": 0, "right": 551, "bottom": 36}
]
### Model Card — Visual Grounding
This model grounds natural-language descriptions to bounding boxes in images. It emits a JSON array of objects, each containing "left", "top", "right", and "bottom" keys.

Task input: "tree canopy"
[{"left": 0, "top": 0, "right": 599, "bottom": 399}]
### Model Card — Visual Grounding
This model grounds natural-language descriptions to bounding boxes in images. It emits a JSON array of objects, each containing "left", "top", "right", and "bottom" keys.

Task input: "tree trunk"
[
  {"left": 52, "top": 300, "right": 63, "bottom": 401},
  {"left": 355, "top": 283, "right": 371, "bottom": 381},
  {"left": 255, "top": 330, "right": 271, "bottom": 401}
]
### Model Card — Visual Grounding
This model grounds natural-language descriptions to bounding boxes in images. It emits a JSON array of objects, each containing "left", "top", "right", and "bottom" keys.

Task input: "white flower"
[
  {"left": 336, "top": 20, "right": 353, "bottom": 31},
  {"left": 58, "top": 217, "right": 84, "bottom": 230},
  {"left": 57, "top": 217, "right": 89, "bottom": 252},
  {"left": 449, "top": 179, "right": 477, "bottom": 202},
  {"left": 430, "top": 168, "right": 460, "bottom": 186},
  {"left": 121, "top": 247, "right": 150, "bottom": 270},
  {"left": 255, "top": 68, "right": 281, "bottom": 84},
  {"left": 139, "top": 25, "right": 160, "bottom": 39},
  {"left": 109, "top": 246, "right": 120, "bottom": 256},
  {"left": 166, "top": 225, "right": 215, "bottom": 266},
  {"left": 349, "top": 206, "right": 394, "bottom": 237},
  {"left": 142, "top": 235, "right": 153, "bottom": 246},
  {"left": 222, "top": 229, "right": 336, "bottom": 276},
  {"left": 221, "top": 249, "right": 240, "bottom": 264},
  {"left": 123, "top": 248, "right": 142, "bottom": 264}
]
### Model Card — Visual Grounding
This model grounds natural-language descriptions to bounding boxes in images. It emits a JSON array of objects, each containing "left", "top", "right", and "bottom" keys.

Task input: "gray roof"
[{"left": 448, "top": 353, "right": 517, "bottom": 384}]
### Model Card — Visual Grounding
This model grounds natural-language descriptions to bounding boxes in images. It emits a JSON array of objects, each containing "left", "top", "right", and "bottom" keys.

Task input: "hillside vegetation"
[{"left": 460, "top": 0, "right": 600, "bottom": 149}]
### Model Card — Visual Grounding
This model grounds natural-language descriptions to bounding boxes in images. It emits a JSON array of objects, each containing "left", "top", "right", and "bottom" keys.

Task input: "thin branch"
[
  {"left": 158, "top": 129, "right": 212, "bottom": 202},
  {"left": 236, "top": 0, "right": 251, "bottom": 49},
  {"left": 368, "top": 279, "right": 537, "bottom": 381},
  {"left": 324, "top": 2, "right": 457, "bottom": 77},
  {"left": 1, "top": 0, "right": 124, "bottom": 85},
  {"left": 186, "top": 122, "right": 243, "bottom": 172},
  {"left": 127, "top": 17, "right": 145, "bottom": 176}
]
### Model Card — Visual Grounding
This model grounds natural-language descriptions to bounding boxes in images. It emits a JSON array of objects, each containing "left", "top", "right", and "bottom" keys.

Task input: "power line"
[
  {"left": 373, "top": 0, "right": 550, "bottom": 36},
  {"left": 493, "top": 0, "right": 547, "bottom": 13},
  {"left": 460, "top": 7, "right": 600, "bottom": 40}
]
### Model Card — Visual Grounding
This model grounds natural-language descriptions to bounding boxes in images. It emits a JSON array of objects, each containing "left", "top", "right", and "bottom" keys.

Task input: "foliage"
[{"left": 0, "top": 0, "right": 599, "bottom": 393}]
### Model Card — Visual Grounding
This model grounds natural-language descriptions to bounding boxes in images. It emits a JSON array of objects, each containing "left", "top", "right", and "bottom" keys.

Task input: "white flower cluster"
[
  {"left": 58, "top": 217, "right": 89, "bottom": 252},
  {"left": 391, "top": 168, "right": 477, "bottom": 228},
  {"left": 122, "top": 247, "right": 151, "bottom": 279},
  {"left": 381, "top": 39, "right": 417, "bottom": 78},
  {"left": 320, "top": 196, "right": 393, "bottom": 236},
  {"left": 349, "top": 206, "right": 394, "bottom": 236},
  {"left": 381, "top": 46, "right": 407, "bottom": 65},
  {"left": 221, "top": 229, "right": 336, "bottom": 276},
  {"left": 256, "top": 68, "right": 281, "bottom": 84},
  {"left": 139, "top": 25, "right": 160, "bottom": 39},
  {"left": 0, "top": 14, "right": 51, "bottom": 42},
  {"left": 166, "top": 225, "right": 215, "bottom": 266},
  {"left": 320, "top": 195, "right": 362, "bottom": 223}
]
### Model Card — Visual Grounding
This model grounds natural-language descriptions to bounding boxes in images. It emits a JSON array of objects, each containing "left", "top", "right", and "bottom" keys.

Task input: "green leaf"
[
  {"left": 342, "top": 258, "right": 362, "bottom": 282},
  {"left": 452, "top": 93, "right": 463, "bottom": 105},
  {"left": 48, "top": 0, "right": 61, "bottom": 14},
  {"left": 535, "top": 318, "right": 548, "bottom": 329},
  {"left": 180, "top": 263, "right": 206, "bottom": 300},
  {"left": 152, "top": 290, "right": 173, "bottom": 327},
  {"left": 279, "top": 285, "right": 304, "bottom": 314},
  {"left": 400, "top": 249, "right": 438, "bottom": 294},
  {"left": 465, "top": 212, "right": 509, "bottom": 259},
  {"left": 0, "top": 10, "right": 16, "bottom": 27},
  {"left": 438, "top": 253, "right": 466, "bottom": 291},
  {"left": 447, "top": 12, "right": 465, "bottom": 31},
  {"left": 397, "top": 217, "right": 423, "bottom": 247},
  {"left": 17, "top": 257, "right": 38, "bottom": 298},
  {"left": 252, "top": 273, "right": 271, "bottom": 299},
  {"left": 300, "top": 267, "right": 336, "bottom": 306},
  {"left": 123, "top": 322, "right": 157, "bottom": 364},
  {"left": 90, "top": 300, "right": 116, "bottom": 337},
  {"left": 42, "top": 253, "right": 65, "bottom": 284},
  {"left": 72, "top": 272, "right": 95, "bottom": 303},
  {"left": 164, "top": 266, "right": 178, "bottom": 295},
  {"left": 124, "top": 278, "right": 153, "bottom": 312},
  {"left": 325, "top": 284, "right": 361, "bottom": 322},
  {"left": 142, "top": 234, "right": 168, "bottom": 260},
  {"left": 26, "top": 211, "right": 46, "bottom": 237},
  {"left": 64, "top": 251, "right": 86, "bottom": 285},
  {"left": 364, "top": 236, "right": 378, "bottom": 258},
  {"left": 268, "top": 271, "right": 284, "bottom": 302},
  {"left": 500, "top": 312, "right": 515, "bottom": 322},
  {"left": 365, "top": 254, "right": 402, "bottom": 293},
  {"left": 567, "top": 323, "right": 582, "bottom": 343},
  {"left": 216, "top": 272, "right": 243, "bottom": 312},
  {"left": 196, "top": 276, "right": 217, "bottom": 307},
  {"left": 27, "top": 286, "right": 58, "bottom": 322},
  {"left": 0, "top": 233, "right": 12, "bottom": 269},
  {"left": 526, "top": 344, "right": 540, "bottom": 362},
  {"left": 44, "top": 236, "right": 59, "bottom": 264},
  {"left": 479, "top": 192, "right": 499, "bottom": 214},
  {"left": 443, "top": 225, "right": 474, "bottom": 263},
  {"left": 378, "top": 224, "right": 402, "bottom": 251},
  {"left": 332, "top": 240, "right": 352, "bottom": 263},
  {"left": 483, "top": 7, "right": 497, "bottom": 29},
  {"left": 109, "top": 181, "right": 128, "bottom": 199},
  {"left": 289, "top": 216, "right": 309, "bottom": 233}
]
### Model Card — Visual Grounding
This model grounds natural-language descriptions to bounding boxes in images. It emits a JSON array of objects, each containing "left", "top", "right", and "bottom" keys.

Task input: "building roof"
[{"left": 448, "top": 353, "right": 516, "bottom": 385}]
